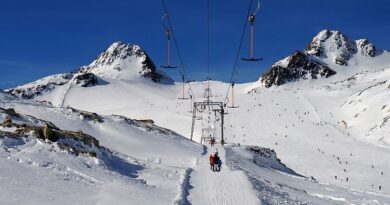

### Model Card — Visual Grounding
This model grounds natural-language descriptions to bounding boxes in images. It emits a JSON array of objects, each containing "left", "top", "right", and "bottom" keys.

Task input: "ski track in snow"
[
  {"left": 59, "top": 76, "right": 75, "bottom": 107},
  {"left": 188, "top": 145, "right": 260, "bottom": 205},
  {"left": 173, "top": 168, "right": 193, "bottom": 205}
]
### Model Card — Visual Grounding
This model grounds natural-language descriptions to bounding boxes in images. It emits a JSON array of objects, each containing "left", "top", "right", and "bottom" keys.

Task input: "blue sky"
[{"left": 0, "top": 0, "right": 389, "bottom": 89}]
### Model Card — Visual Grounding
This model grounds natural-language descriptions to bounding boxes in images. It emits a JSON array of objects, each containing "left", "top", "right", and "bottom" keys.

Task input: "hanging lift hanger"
[
  {"left": 242, "top": 0, "right": 263, "bottom": 62},
  {"left": 160, "top": 12, "right": 178, "bottom": 69},
  {"left": 227, "top": 70, "right": 240, "bottom": 108},
  {"left": 227, "top": 81, "right": 240, "bottom": 108}
]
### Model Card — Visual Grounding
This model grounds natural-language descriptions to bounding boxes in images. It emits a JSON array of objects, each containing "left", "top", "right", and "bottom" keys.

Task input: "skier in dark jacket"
[{"left": 215, "top": 155, "right": 222, "bottom": 171}]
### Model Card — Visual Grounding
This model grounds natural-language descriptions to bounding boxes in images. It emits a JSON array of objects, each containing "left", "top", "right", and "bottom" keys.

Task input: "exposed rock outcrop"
[
  {"left": 7, "top": 74, "right": 72, "bottom": 99},
  {"left": 0, "top": 108, "right": 100, "bottom": 157},
  {"left": 75, "top": 73, "right": 98, "bottom": 87},
  {"left": 261, "top": 51, "right": 336, "bottom": 87},
  {"left": 356, "top": 39, "right": 376, "bottom": 57}
]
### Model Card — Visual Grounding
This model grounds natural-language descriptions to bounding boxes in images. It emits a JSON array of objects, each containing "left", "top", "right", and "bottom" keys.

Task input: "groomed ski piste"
[{"left": 2, "top": 31, "right": 390, "bottom": 204}]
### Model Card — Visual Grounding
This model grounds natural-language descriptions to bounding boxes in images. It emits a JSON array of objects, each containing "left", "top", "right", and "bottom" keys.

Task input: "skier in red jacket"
[{"left": 209, "top": 154, "right": 216, "bottom": 171}]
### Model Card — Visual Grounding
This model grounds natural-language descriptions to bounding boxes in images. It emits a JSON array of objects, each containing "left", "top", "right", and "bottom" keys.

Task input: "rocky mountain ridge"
[
  {"left": 78, "top": 42, "right": 172, "bottom": 83},
  {"left": 260, "top": 30, "right": 382, "bottom": 87}
]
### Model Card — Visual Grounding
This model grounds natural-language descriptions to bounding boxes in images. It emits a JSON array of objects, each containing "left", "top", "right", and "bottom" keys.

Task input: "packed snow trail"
[{"left": 188, "top": 145, "right": 260, "bottom": 205}]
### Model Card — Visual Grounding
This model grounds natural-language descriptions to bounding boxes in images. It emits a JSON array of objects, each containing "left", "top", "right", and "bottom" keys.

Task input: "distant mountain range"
[{"left": 5, "top": 30, "right": 390, "bottom": 100}]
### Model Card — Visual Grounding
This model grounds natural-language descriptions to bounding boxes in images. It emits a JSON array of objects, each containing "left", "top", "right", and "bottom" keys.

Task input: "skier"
[
  {"left": 215, "top": 154, "right": 222, "bottom": 172},
  {"left": 209, "top": 153, "right": 216, "bottom": 171}
]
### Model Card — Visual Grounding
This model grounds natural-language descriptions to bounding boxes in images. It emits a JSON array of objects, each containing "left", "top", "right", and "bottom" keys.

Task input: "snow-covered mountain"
[
  {"left": 259, "top": 30, "right": 389, "bottom": 87},
  {"left": 78, "top": 41, "right": 172, "bottom": 83},
  {"left": 7, "top": 42, "right": 173, "bottom": 100},
  {"left": 306, "top": 30, "right": 377, "bottom": 64}
]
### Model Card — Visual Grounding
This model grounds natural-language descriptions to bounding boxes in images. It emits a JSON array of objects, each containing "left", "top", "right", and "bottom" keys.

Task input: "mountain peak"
[
  {"left": 81, "top": 41, "right": 144, "bottom": 72},
  {"left": 355, "top": 39, "right": 377, "bottom": 57},
  {"left": 78, "top": 42, "right": 173, "bottom": 84},
  {"left": 107, "top": 41, "right": 128, "bottom": 50},
  {"left": 305, "top": 30, "right": 377, "bottom": 66},
  {"left": 103, "top": 41, "right": 140, "bottom": 61},
  {"left": 306, "top": 30, "right": 358, "bottom": 66}
]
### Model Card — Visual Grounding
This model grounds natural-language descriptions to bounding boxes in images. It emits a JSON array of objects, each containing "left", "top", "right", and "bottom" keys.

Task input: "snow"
[
  {"left": 274, "top": 56, "right": 290, "bottom": 67},
  {"left": 0, "top": 94, "right": 203, "bottom": 205},
  {"left": 2, "top": 66, "right": 389, "bottom": 203}
]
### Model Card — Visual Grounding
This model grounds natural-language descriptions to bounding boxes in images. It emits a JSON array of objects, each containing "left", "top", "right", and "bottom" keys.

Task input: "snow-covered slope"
[
  {"left": 330, "top": 68, "right": 390, "bottom": 145},
  {"left": 0, "top": 92, "right": 202, "bottom": 205},
  {"left": 3, "top": 74, "right": 390, "bottom": 203},
  {"left": 0, "top": 90, "right": 16, "bottom": 101}
]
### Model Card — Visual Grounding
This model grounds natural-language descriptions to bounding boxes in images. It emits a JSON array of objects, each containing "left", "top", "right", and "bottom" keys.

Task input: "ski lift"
[
  {"left": 242, "top": 0, "right": 263, "bottom": 62},
  {"left": 160, "top": 13, "right": 178, "bottom": 69}
]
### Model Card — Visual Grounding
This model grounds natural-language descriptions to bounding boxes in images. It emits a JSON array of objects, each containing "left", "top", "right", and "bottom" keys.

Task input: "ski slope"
[{"left": 189, "top": 146, "right": 260, "bottom": 205}]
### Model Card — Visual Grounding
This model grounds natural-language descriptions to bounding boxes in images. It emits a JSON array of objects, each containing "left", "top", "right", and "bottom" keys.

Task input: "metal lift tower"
[{"left": 190, "top": 101, "right": 225, "bottom": 145}]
